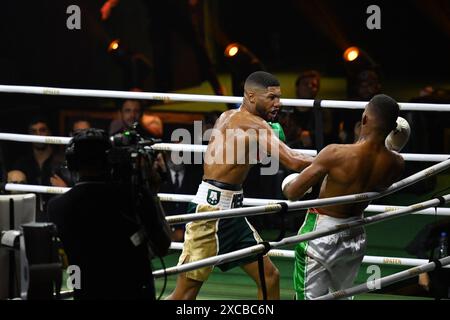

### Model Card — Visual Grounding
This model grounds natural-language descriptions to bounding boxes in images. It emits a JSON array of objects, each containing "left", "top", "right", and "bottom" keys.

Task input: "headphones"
[{"left": 65, "top": 128, "right": 112, "bottom": 171}]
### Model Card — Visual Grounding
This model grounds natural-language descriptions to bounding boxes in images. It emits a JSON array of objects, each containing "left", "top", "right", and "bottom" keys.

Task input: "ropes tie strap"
[
  {"left": 274, "top": 202, "right": 289, "bottom": 242},
  {"left": 257, "top": 241, "right": 273, "bottom": 301}
]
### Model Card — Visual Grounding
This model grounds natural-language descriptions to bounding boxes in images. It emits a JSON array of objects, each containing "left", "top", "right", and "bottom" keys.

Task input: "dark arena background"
[{"left": 0, "top": 0, "right": 449, "bottom": 304}]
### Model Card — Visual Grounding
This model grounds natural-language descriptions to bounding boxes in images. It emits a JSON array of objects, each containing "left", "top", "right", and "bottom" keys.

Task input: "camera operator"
[{"left": 48, "top": 128, "right": 171, "bottom": 300}]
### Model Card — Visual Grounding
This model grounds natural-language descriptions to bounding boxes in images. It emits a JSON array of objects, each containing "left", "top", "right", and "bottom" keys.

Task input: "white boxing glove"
[
  {"left": 281, "top": 173, "right": 312, "bottom": 198},
  {"left": 281, "top": 173, "right": 299, "bottom": 193},
  {"left": 385, "top": 117, "right": 410, "bottom": 152}
]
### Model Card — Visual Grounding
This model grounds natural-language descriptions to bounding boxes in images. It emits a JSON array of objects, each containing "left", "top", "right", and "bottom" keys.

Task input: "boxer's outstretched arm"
[
  {"left": 257, "top": 121, "right": 314, "bottom": 172},
  {"left": 278, "top": 142, "right": 314, "bottom": 172},
  {"left": 283, "top": 145, "right": 335, "bottom": 200}
]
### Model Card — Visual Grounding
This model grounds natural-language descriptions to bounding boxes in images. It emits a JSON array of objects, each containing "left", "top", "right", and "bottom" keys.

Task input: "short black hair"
[
  {"left": 71, "top": 117, "right": 92, "bottom": 126},
  {"left": 368, "top": 94, "right": 399, "bottom": 134},
  {"left": 114, "top": 98, "right": 143, "bottom": 111},
  {"left": 29, "top": 115, "right": 50, "bottom": 127},
  {"left": 65, "top": 128, "right": 111, "bottom": 171},
  {"left": 244, "top": 71, "right": 280, "bottom": 90}
]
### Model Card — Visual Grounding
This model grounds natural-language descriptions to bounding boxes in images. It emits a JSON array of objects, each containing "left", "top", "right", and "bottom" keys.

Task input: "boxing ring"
[{"left": 1, "top": 84, "right": 450, "bottom": 300}]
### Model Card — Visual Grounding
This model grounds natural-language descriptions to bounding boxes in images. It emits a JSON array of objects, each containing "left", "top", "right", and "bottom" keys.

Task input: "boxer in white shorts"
[
  {"left": 283, "top": 94, "right": 409, "bottom": 299},
  {"left": 294, "top": 208, "right": 366, "bottom": 299}
]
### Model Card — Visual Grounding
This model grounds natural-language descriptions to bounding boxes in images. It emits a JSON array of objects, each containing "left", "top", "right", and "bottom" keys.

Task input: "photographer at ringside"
[{"left": 48, "top": 128, "right": 171, "bottom": 300}]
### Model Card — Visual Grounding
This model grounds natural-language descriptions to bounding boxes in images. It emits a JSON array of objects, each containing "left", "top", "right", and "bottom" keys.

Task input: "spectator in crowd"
[
  {"left": 141, "top": 113, "right": 163, "bottom": 139},
  {"left": 279, "top": 109, "right": 306, "bottom": 149},
  {"left": 402, "top": 86, "right": 450, "bottom": 195},
  {"left": 70, "top": 118, "right": 92, "bottom": 136},
  {"left": 12, "top": 116, "right": 66, "bottom": 216},
  {"left": 340, "top": 69, "right": 382, "bottom": 144},
  {"left": 407, "top": 86, "right": 450, "bottom": 154},
  {"left": 295, "top": 70, "right": 320, "bottom": 100},
  {"left": 7, "top": 170, "right": 27, "bottom": 184},
  {"left": 6, "top": 170, "right": 27, "bottom": 194},
  {"left": 158, "top": 151, "right": 202, "bottom": 242},
  {"left": 419, "top": 85, "right": 434, "bottom": 97},
  {"left": 354, "top": 70, "right": 381, "bottom": 101},
  {"left": 292, "top": 70, "right": 335, "bottom": 148},
  {"left": 294, "top": 71, "right": 320, "bottom": 137},
  {"left": 109, "top": 89, "right": 144, "bottom": 136}
]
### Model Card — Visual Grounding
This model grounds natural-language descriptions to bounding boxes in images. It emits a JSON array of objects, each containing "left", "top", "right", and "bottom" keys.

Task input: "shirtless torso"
[
  {"left": 316, "top": 142, "right": 404, "bottom": 217},
  {"left": 203, "top": 106, "right": 312, "bottom": 186},
  {"left": 284, "top": 96, "right": 405, "bottom": 218}
]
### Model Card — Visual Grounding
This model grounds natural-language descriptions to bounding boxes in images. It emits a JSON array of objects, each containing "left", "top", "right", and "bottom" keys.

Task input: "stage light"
[
  {"left": 342, "top": 46, "right": 377, "bottom": 70},
  {"left": 107, "top": 39, "right": 121, "bottom": 53},
  {"left": 225, "top": 43, "right": 239, "bottom": 57},
  {"left": 107, "top": 39, "right": 128, "bottom": 62},
  {"left": 343, "top": 47, "right": 360, "bottom": 62}
]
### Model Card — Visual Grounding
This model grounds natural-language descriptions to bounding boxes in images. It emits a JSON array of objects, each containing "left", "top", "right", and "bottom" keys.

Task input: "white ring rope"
[
  {"left": 147, "top": 143, "right": 209, "bottom": 154},
  {"left": 1, "top": 84, "right": 450, "bottom": 112},
  {"left": 4, "top": 182, "right": 450, "bottom": 219},
  {"left": 159, "top": 193, "right": 450, "bottom": 217},
  {"left": 152, "top": 194, "right": 450, "bottom": 278},
  {"left": 0, "top": 133, "right": 72, "bottom": 145},
  {"left": 3, "top": 184, "right": 70, "bottom": 194},
  {"left": 161, "top": 159, "right": 450, "bottom": 224},
  {"left": 314, "top": 256, "right": 450, "bottom": 300},
  {"left": 4, "top": 158, "right": 450, "bottom": 222},
  {"left": 168, "top": 242, "right": 450, "bottom": 269},
  {"left": 0, "top": 133, "right": 448, "bottom": 162},
  {"left": 149, "top": 144, "right": 448, "bottom": 163}
]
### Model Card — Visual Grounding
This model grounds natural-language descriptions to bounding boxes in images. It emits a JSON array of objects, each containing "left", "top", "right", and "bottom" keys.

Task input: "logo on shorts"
[{"left": 207, "top": 189, "right": 221, "bottom": 205}]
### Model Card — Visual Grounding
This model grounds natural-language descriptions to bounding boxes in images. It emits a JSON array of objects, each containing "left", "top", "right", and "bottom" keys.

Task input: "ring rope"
[
  {"left": 158, "top": 193, "right": 450, "bottom": 216},
  {"left": 152, "top": 194, "right": 450, "bottom": 278},
  {"left": 0, "top": 133, "right": 448, "bottom": 162},
  {"left": 3, "top": 183, "right": 70, "bottom": 194},
  {"left": 161, "top": 159, "right": 450, "bottom": 224},
  {"left": 4, "top": 158, "right": 450, "bottom": 222},
  {"left": 1, "top": 84, "right": 450, "bottom": 111},
  {"left": 314, "top": 256, "right": 450, "bottom": 300},
  {"left": 4, "top": 183, "right": 450, "bottom": 218},
  {"left": 168, "top": 242, "right": 450, "bottom": 268}
]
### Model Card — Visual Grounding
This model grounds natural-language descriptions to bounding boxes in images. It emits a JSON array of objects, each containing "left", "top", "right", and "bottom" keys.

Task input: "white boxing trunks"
[{"left": 294, "top": 208, "right": 366, "bottom": 300}]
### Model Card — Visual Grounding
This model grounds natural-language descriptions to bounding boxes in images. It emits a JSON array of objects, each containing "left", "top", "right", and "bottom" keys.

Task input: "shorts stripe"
[{"left": 294, "top": 212, "right": 318, "bottom": 300}]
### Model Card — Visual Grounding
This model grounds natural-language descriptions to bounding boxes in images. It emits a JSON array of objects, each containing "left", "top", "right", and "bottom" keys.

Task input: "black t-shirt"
[
  {"left": 13, "top": 150, "right": 65, "bottom": 186},
  {"left": 48, "top": 181, "right": 155, "bottom": 300},
  {"left": 13, "top": 150, "right": 67, "bottom": 215}
]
